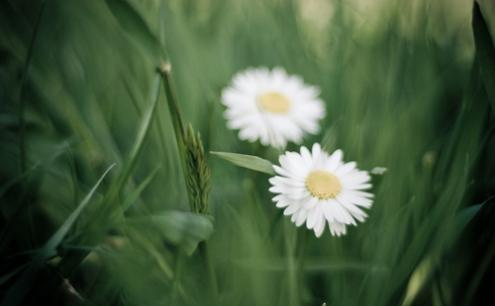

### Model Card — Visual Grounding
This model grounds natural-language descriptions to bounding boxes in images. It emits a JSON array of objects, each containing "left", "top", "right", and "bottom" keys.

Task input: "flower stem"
[
  {"left": 158, "top": 62, "right": 186, "bottom": 146},
  {"left": 284, "top": 219, "right": 300, "bottom": 306}
]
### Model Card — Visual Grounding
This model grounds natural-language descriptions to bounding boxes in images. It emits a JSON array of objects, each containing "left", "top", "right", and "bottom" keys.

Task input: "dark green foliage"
[{"left": 0, "top": 0, "right": 494, "bottom": 306}]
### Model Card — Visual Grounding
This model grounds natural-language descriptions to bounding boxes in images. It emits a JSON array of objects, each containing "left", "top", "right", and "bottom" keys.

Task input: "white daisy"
[
  {"left": 221, "top": 67, "right": 325, "bottom": 148},
  {"left": 269, "top": 143, "right": 373, "bottom": 237}
]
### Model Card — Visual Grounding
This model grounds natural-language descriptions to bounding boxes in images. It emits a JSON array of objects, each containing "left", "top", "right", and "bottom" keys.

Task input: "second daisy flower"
[{"left": 221, "top": 67, "right": 325, "bottom": 148}]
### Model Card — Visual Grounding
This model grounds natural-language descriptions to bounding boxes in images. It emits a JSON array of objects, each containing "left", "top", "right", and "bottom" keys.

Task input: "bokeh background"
[{"left": 1, "top": 0, "right": 495, "bottom": 305}]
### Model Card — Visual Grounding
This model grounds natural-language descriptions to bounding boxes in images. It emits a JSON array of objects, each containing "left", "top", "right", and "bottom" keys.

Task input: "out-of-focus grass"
[{"left": 0, "top": 0, "right": 494, "bottom": 306}]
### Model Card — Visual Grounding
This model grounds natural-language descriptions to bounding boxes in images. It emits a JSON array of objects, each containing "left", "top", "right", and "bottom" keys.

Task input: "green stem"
[
  {"left": 158, "top": 62, "right": 195, "bottom": 211},
  {"left": 158, "top": 62, "right": 217, "bottom": 302},
  {"left": 158, "top": 62, "right": 186, "bottom": 146},
  {"left": 284, "top": 219, "right": 299, "bottom": 306}
]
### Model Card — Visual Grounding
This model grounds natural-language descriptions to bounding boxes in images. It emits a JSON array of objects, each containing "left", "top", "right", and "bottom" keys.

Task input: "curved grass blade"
[
  {"left": 210, "top": 151, "right": 275, "bottom": 175},
  {"left": 115, "top": 75, "right": 161, "bottom": 191},
  {"left": 456, "top": 200, "right": 489, "bottom": 230},
  {"left": 57, "top": 75, "right": 162, "bottom": 276},
  {"left": 39, "top": 163, "right": 116, "bottom": 259},
  {"left": 122, "top": 165, "right": 160, "bottom": 212}
]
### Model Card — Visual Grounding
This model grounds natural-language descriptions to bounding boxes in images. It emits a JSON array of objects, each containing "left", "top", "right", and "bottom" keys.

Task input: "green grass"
[{"left": 1, "top": 0, "right": 494, "bottom": 306}]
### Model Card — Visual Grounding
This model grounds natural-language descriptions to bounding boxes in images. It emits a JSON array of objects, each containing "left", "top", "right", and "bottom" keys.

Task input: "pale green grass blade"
[
  {"left": 122, "top": 166, "right": 160, "bottom": 212},
  {"left": 210, "top": 151, "right": 275, "bottom": 175}
]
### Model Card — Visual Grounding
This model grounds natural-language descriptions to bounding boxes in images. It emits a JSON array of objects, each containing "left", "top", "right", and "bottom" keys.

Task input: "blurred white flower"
[
  {"left": 221, "top": 67, "right": 325, "bottom": 148},
  {"left": 269, "top": 143, "right": 373, "bottom": 237}
]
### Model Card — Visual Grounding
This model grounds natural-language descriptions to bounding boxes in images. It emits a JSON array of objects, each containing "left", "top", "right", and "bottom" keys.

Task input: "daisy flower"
[
  {"left": 269, "top": 143, "right": 373, "bottom": 237},
  {"left": 221, "top": 67, "right": 325, "bottom": 148}
]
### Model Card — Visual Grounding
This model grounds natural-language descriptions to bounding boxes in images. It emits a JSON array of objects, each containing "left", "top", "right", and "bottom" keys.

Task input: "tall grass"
[{"left": 1, "top": 0, "right": 494, "bottom": 305}]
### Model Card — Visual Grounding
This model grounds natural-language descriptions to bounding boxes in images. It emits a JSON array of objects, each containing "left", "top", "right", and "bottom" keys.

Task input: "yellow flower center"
[
  {"left": 257, "top": 92, "right": 291, "bottom": 114},
  {"left": 305, "top": 170, "right": 342, "bottom": 199}
]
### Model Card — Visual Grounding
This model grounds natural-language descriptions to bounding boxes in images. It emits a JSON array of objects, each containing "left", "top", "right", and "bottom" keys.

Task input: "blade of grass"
[
  {"left": 0, "top": 164, "right": 114, "bottom": 306},
  {"left": 57, "top": 72, "right": 162, "bottom": 276},
  {"left": 39, "top": 163, "right": 115, "bottom": 259},
  {"left": 158, "top": 63, "right": 186, "bottom": 149},
  {"left": 210, "top": 151, "right": 275, "bottom": 175},
  {"left": 116, "top": 75, "right": 161, "bottom": 191},
  {"left": 122, "top": 165, "right": 160, "bottom": 212}
]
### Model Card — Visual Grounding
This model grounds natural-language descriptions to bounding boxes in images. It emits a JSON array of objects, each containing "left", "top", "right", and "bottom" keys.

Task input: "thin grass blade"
[{"left": 210, "top": 151, "right": 275, "bottom": 175}]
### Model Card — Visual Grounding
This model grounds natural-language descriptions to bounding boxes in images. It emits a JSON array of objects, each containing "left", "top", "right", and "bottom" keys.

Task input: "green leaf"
[
  {"left": 210, "top": 151, "right": 275, "bottom": 175},
  {"left": 116, "top": 75, "right": 161, "bottom": 193},
  {"left": 401, "top": 256, "right": 434, "bottom": 306},
  {"left": 105, "top": 0, "right": 162, "bottom": 60},
  {"left": 128, "top": 211, "right": 214, "bottom": 255},
  {"left": 39, "top": 164, "right": 115, "bottom": 259},
  {"left": 440, "top": 200, "right": 490, "bottom": 254},
  {"left": 473, "top": 2, "right": 495, "bottom": 111}
]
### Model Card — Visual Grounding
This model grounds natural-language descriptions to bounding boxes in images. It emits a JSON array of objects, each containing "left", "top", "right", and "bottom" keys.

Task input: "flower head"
[
  {"left": 221, "top": 67, "right": 325, "bottom": 148},
  {"left": 269, "top": 143, "right": 373, "bottom": 237}
]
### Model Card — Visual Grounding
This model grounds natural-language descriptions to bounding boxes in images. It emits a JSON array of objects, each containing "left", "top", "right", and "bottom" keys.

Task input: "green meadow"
[{"left": 1, "top": 0, "right": 495, "bottom": 305}]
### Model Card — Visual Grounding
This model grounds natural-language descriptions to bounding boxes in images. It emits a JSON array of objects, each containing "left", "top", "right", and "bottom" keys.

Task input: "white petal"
[
  {"left": 323, "top": 200, "right": 355, "bottom": 225},
  {"left": 273, "top": 195, "right": 290, "bottom": 208},
  {"left": 284, "top": 204, "right": 299, "bottom": 216},
  {"left": 311, "top": 143, "right": 322, "bottom": 160},
  {"left": 313, "top": 215, "right": 325, "bottom": 238},
  {"left": 339, "top": 192, "right": 373, "bottom": 208},
  {"left": 335, "top": 161, "right": 357, "bottom": 176},
  {"left": 306, "top": 207, "right": 320, "bottom": 229},
  {"left": 336, "top": 198, "right": 368, "bottom": 223},
  {"left": 329, "top": 222, "right": 347, "bottom": 237},
  {"left": 295, "top": 209, "right": 308, "bottom": 226},
  {"left": 300, "top": 146, "right": 312, "bottom": 164},
  {"left": 327, "top": 149, "right": 343, "bottom": 170},
  {"left": 302, "top": 196, "right": 319, "bottom": 210}
]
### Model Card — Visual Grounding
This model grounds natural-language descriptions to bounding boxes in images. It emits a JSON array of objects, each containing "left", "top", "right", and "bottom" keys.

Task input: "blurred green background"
[{"left": 1, "top": 0, "right": 495, "bottom": 305}]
